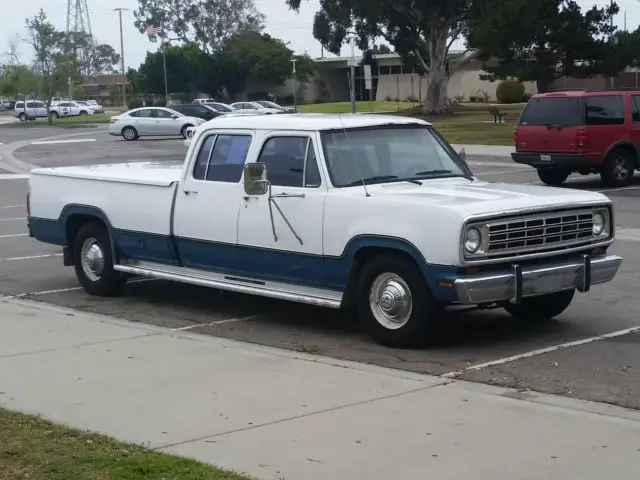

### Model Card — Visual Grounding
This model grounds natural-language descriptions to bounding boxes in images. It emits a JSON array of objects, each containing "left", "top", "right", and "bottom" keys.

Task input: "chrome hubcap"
[
  {"left": 80, "top": 237, "right": 105, "bottom": 282},
  {"left": 613, "top": 157, "right": 629, "bottom": 180},
  {"left": 369, "top": 273, "right": 413, "bottom": 330},
  {"left": 124, "top": 129, "right": 134, "bottom": 139}
]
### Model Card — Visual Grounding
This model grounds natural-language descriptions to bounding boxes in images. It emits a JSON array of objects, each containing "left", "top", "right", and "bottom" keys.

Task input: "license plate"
[{"left": 540, "top": 154, "right": 552, "bottom": 162}]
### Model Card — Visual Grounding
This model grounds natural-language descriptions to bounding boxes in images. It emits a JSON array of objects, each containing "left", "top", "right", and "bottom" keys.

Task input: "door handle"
[{"left": 183, "top": 190, "right": 198, "bottom": 196}]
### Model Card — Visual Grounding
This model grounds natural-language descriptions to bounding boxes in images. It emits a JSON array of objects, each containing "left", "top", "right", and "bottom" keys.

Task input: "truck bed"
[{"left": 29, "top": 161, "right": 182, "bottom": 239}]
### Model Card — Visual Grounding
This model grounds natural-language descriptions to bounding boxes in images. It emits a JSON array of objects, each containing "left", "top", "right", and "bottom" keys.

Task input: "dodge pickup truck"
[{"left": 26, "top": 113, "right": 623, "bottom": 348}]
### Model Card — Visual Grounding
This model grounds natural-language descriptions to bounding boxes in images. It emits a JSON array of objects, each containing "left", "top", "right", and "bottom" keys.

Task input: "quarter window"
[
  {"left": 192, "top": 134, "right": 252, "bottom": 182},
  {"left": 256, "top": 136, "right": 321, "bottom": 188},
  {"left": 585, "top": 95, "right": 625, "bottom": 125},
  {"left": 631, "top": 95, "right": 640, "bottom": 123}
]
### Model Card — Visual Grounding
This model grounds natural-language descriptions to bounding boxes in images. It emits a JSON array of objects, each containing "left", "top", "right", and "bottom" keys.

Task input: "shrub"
[
  {"left": 496, "top": 79, "right": 525, "bottom": 104},
  {"left": 127, "top": 98, "right": 143, "bottom": 110}
]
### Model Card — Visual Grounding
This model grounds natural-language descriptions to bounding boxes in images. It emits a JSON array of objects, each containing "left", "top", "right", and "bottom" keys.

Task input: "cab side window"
[
  {"left": 192, "top": 134, "right": 252, "bottom": 182},
  {"left": 631, "top": 95, "right": 640, "bottom": 123},
  {"left": 257, "top": 136, "right": 321, "bottom": 188}
]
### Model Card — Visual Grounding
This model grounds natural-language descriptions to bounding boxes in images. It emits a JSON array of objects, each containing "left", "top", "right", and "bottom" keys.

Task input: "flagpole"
[{"left": 162, "top": 37, "right": 169, "bottom": 105}]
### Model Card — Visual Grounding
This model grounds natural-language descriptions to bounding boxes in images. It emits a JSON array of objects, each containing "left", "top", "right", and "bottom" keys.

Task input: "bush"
[
  {"left": 496, "top": 79, "right": 525, "bottom": 104},
  {"left": 127, "top": 98, "right": 143, "bottom": 110}
]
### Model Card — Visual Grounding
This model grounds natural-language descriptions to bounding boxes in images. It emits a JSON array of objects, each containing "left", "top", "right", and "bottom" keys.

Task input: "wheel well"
[
  {"left": 341, "top": 247, "right": 420, "bottom": 309},
  {"left": 65, "top": 214, "right": 105, "bottom": 249},
  {"left": 606, "top": 144, "right": 639, "bottom": 168}
]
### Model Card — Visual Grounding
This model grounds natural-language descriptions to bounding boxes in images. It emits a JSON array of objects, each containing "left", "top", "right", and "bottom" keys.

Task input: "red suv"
[{"left": 511, "top": 90, "right": 640, "bottom": 187}]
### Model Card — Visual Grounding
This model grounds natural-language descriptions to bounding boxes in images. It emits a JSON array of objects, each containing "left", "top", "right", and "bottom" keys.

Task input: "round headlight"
[
  {"left": 464, "top": 228, "right": 481, "bottom": 253},
  {"left": 593, "top": 212, "right": 605, "bottom": 235}
]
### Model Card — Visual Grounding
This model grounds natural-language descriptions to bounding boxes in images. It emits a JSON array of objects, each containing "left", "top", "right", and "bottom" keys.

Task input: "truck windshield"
[{"left": 320, "top": 125, "right": 470, "bottom": 187}]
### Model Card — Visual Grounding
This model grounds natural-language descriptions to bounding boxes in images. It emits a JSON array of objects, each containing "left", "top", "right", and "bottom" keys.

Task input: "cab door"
[{"left": 236, "top": 132, "right": 327, "bottom": 287}]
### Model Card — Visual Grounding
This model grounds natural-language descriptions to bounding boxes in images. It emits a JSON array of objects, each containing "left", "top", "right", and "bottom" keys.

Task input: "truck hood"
[{"left": 345, "top": 178, "right": 611, "bottom": 216}]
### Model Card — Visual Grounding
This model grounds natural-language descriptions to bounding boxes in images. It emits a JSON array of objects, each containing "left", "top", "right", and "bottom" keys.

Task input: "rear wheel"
[
  {"left": 121, "top": 126, "right": 138, "bottom": 141},
  {"left": 503, "top": 290, "right": 575, "bottom": 321},
  {"left": 356, "top": 254, "right": 442, "bottom": 348},
  {"left": 537, "top": 168, "right": 570, "bottom": 186},
  {"left": 600, "top": 148, "right": 635, "bottom": 187},
  {"left": 73, "top": 222, "right": 127, "bottom": 296},
  {"left": 18, "top": 113, "right": 27, "bottom": 121},
  {"left": 180, "top": 124, "right": 193, "bottom": 139}
]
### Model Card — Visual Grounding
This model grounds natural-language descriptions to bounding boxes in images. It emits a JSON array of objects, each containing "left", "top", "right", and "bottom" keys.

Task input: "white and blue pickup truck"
[{"left": 26, "top": 114, "right": 622, "bottom": 348}]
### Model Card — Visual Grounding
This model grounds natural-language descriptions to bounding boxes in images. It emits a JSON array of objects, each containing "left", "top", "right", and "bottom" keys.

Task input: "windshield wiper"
[
  {"left": 343, "top": 175, "right": 422, "bottom": 187},
  {"left": 411, "top": 169, "right": 474, "bottom": 182}
]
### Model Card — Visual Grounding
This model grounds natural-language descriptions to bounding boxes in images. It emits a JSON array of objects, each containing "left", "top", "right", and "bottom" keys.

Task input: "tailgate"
[{"left": 515, "top": 96, "right": 584, "bottom": 153}]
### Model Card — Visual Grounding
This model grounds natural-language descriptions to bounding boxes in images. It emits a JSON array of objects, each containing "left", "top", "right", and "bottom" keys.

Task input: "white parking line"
[
  {"left": 474, "top": 169, "right": 532, "bottom": 175},
  {"left": 0, "top": 217, "right": 24, "bottom": 222},
  {"left": 31, "top": 138, "right": 97, "bottom": 145},
  {"left": 0, "top": 204, "right": 25, "bottom": 209},
  {"left": 0, "top": 253, "right": 62, "bottom": 262},
  {"left": 441, "top": 325, "right": 640, "bottom": 379},
  {"left": 170, "top": 313, "right": 264, "bottom": 332},
  {"left": 0, "top": 174, "right": 29, "bottom": 180},
  {"left": 0, "top": 233, "right": 28, "bottom": 239},
  {"left": 8, "top": 278, "right": 158, "bottom": 298}
]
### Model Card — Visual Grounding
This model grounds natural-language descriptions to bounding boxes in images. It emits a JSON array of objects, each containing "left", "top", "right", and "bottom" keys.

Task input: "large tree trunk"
[{"left": 422, "top": 25, "right": 450, "bottom": 115}]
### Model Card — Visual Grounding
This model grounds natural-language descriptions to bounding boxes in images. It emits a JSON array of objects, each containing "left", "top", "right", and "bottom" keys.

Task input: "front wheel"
[
  {"left": 356, "top": 254, "right": 442, "bottom": 348},
  {"left": 121, "top": 126, "right": 138, "bottom": 141},
  {"left": 502, "top": 289, "right": 575, "bottom": 321},
  {"left": 537, "top": 168, "right": 570, "bottom": 186},
  {"left": 73, "top": 222, "right": 127, "bottom": 296}
]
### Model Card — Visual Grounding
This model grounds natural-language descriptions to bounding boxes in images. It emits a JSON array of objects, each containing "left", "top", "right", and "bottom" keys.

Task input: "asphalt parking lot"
[{"left": 1, "top": 128, "right": 639, "bottom": 411}]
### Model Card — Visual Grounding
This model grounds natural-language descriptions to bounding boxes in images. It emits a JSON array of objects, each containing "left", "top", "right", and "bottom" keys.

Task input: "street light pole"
[
  {"left": 114, "top": 8, "right": 129, "bottom": 108},
  {"left": 290, "top": 58, "right": 297, "bottom": 112},
  {"left": 348, "top": 35, "right": 356, "bottom": 114}
]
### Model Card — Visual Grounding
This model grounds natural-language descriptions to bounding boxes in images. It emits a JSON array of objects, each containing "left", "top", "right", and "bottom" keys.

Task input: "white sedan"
[
  {"left": 230, "top": 101, "right": 282, "bottom": 114},
  {"left": 108, "top": 107, "right": 205, "bottom": 141}
]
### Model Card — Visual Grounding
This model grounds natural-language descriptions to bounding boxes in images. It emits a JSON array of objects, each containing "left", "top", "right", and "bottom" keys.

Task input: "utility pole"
[
  {"left": 290, "top": 58, "right": 298, "bottom": 112},
  {"left": 348, "top": 35, "right": 356, "bottom": 114},
  {"left": 114, "top": 8, "right": 129, "bottom": 107}
]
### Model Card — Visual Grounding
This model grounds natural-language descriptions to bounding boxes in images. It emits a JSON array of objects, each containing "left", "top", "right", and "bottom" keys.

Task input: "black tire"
[
  {"left": 537, "top": 168, "right": 570, "bottom": 186},
  {"left": 181, "top": 124, "right": 193, "bottom": 139},
  {"left": 18, "top": 113, "right": 27, "bottom": 121},
  {"left": 121, "top": 126, "right": 138, "bottom": 141},
  {"left": 50, "top": 111, "right": 59, "bottom": 119},
  {"left": 503, "top": 289, "right": 575, "bottom": 321},
  {"left": 600, "top": 148, "right": 635, "bottom": 188},
  {"left": 355, "top": 253, "right": 442, "bottom": 348},
  {"left": 73, "top": 221, "right": 127, "bottom": 296},
  {"left": 79, "top": 110, "right": 88, "bottom": 116}
]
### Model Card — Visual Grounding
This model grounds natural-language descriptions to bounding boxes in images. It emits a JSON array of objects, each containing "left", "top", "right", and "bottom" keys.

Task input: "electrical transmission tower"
[{"left": 65, "top": 0, "right": 95, "bottom": 94}]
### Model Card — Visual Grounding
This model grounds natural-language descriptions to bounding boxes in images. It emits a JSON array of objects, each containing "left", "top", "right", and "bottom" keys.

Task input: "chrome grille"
[{"left": 487, "top": 209, "right": 595, "bottom": 256}]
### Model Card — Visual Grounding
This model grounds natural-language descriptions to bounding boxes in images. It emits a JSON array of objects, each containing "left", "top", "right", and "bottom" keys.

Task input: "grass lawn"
[
  {"left": 0, "top": 113, "right": 112, "bottom": 128},
  {"left": 0, "top": 407, "right": 252, "bottom": 480},
  {"left": 296, "top": 101, "right": 416, "bottom": 113},
  {"left": 400, "top": 103, "right": 524, "bottom": 145}
]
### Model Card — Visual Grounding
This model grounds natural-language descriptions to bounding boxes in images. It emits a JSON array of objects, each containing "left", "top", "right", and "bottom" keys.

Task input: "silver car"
[{"left": 108, "top": 106, "right": 205, "bottom": 141}]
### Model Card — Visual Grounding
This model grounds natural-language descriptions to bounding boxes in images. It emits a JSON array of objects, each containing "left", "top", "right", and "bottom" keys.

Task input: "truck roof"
[{"left": 201, "top": 113, "right": 432, "bottom": 131}]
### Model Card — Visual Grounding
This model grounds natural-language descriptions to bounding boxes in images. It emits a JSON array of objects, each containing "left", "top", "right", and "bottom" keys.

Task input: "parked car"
[
  {"left": 26, "top": 113, "right": 622, "bottom": 348},
  {"left": 108, "top": 106, "right": 205, "bottom": 141},
  {"left": 169, "top": 103, "right": 226, "bottom": 121},
  {"left": 50, "top": 101, "right": 93, "bottom": 118},
  {"left": 203, "top": 102, "right": 235, "bottom": 113},
  {"left": 84, "top": 99, "right": 104, "bottom": 113},
  {"left": 183, "top": 112, "right": 261, "bottom": 147},
  {"left": 230, "top": 101, "right": 281, "bottom": 114},
  {"left": 512, "top": 89, "right": 640, "bottom": 188},
  {"left": 255, "top": 100, "right": 295, "bottom": 113},
  {"left": 13, "top": 100, "right": 48, "bottom": 121},
  {"left": 193, "top": 97, "right": 216, "bottom": 104},
  {"left": 74, "top": 100, "right": 100, "bottom": 114}
]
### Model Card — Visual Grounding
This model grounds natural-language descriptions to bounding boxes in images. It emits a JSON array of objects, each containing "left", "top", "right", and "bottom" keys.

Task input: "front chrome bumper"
[{"left": 454, "top": 254, "right": 623, "bottom": 305}]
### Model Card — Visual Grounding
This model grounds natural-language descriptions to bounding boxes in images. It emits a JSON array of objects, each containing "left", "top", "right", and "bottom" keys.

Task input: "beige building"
[{"left": 272, "top": 51, "right": 538, "bottom": 105}]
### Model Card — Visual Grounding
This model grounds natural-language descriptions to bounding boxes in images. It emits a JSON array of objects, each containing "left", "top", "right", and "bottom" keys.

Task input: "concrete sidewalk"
[{"left": 1, "top": 297, "right": 639, "bottom": 480}]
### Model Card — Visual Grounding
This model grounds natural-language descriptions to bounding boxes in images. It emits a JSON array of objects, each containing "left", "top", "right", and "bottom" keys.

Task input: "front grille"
[{"left": 486, "top": 209, "right": 596, "bottom": 256}]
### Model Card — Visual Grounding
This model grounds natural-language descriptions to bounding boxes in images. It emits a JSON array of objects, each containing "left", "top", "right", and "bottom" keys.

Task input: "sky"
[{"left": 1, "top": 0, "right": 639, "bottom": 72}]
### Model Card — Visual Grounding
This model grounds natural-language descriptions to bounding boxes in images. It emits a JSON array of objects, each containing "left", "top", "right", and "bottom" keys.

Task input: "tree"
[
  {"left": 217, "top": 31, "right": 315, "bottom": 97},
  {"left": 0, "top": 65, "right": 42, "bottom": 97},
  {"left": 286, "top": 0, "right": 478, "bottom": 114},
  {"left": 25, "top": 9, "right": 64, "bottom": 122},
  {"left": 466, "top": 0, "right": 622, "bottom": 92},
  {"left": 133, "top": 0, "right": 265, "bottom": 54}
]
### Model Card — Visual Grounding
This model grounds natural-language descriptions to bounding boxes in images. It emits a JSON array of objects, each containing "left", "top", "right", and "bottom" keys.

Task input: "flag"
[{"left": 145, "top": 24, "right": 162, "bottom": 35}]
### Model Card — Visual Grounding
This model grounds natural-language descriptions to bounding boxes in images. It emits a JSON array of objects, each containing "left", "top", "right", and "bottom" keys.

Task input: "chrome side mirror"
[
  {"left": 458, "top": 148, "right": 467, "bottom": 163},
  {"left": 243, "top": 162, "right": 269, "bottom": 195}
]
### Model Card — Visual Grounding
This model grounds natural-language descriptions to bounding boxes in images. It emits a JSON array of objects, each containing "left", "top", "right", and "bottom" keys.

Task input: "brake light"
[
  {"left": 513, "top": 127, "right": 519, "bottom": 146},
  {"left": 577, "top": 128, "right": 588, "bottom": 149},
  {"left": 26, "top": 191, "right": 30, "bottom": 216}
]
